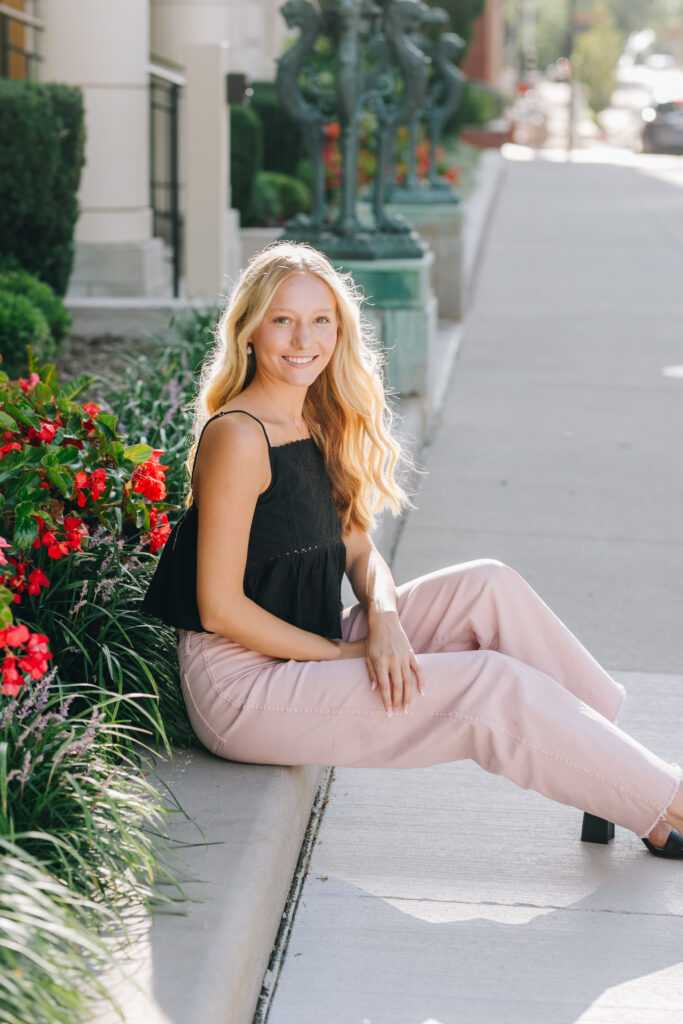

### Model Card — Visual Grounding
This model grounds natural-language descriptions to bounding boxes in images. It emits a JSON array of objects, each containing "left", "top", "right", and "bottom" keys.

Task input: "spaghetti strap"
[{"left": 190, "top": 410, "right": 272, "bottom": 486}]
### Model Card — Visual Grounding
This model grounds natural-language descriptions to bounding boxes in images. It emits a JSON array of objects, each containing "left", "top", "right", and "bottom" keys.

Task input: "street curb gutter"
[{"left": 94, "top": 148, "right": 507, "bottom": 1024}]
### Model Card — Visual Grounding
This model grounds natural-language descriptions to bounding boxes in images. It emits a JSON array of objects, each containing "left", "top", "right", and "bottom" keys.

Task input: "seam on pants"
[
  {"left": 412, "top": 706, "right": 666, "bottom": 811},
  {"left": 198, "top": 646, "right": 668, "bottom": 811},
  {"left": 181, "top": 671, "right": 228, "bottom": 754}
]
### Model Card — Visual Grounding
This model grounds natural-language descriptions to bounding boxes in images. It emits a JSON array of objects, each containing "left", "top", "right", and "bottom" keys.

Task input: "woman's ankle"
[{"left": 648, "top": 819, "right": 673, "bottom": 850}]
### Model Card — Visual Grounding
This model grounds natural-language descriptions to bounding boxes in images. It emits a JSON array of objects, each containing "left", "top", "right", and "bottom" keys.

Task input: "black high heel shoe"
[{"left": 641, "top": 829, "right": 683, "bottom": 859}]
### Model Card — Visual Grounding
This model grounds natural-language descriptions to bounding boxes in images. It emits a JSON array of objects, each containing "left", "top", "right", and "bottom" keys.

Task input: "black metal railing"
[
  {"left": 0, "top": 3, "right": 44, "bottom": 80},
  {"left": 149, "top": 64, "right": 184, "bottom": 298}
]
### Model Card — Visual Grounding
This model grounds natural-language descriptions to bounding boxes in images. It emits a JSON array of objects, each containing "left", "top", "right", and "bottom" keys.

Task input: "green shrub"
[
  {"left": 445, "top": 79, "right": 506, "bottom": 137},
  {"left": 246, "top": 170, "right": 312, "bottom": 227},
  {"left": 0, "top": 81, "right": 85, "bottom": 296},
  {"left": 0, "top": 269, "right": 71, "bottom": 350},
  {"left": 0, "top": 291, "right": 54, "bottom": 379},
  {"left": 250, "top": 80, "right": 305, "bottom": 176},
  {"left": 231, "top": 105, "right": 264, "bottom": 225}
]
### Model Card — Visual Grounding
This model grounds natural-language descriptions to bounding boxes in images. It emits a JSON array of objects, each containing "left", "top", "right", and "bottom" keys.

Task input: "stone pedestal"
[
  {"left": 371, "top": 202, "right": 464, "bottom": 321},
  {"left": 335, "top": 252, "right": 436, "bottom": 397}
]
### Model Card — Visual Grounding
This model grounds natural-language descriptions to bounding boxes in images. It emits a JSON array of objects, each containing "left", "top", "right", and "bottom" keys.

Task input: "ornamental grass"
[{"left": 0, "top": 352, "right": 199, "bottom": 1020}]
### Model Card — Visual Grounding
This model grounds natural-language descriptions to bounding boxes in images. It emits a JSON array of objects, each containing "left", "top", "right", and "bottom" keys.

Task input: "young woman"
[{"left": 142, "top": 241, "right": 683, "bottom": 859}]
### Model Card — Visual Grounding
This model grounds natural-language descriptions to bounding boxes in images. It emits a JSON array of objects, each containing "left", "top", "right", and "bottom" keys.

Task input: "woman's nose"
[{"left": 292, "top": 322, "right": 312, "bottom": 348}]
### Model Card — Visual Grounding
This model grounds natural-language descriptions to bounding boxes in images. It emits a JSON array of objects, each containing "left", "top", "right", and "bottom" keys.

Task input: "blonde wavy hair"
[{"left": 186, "top": 241, "right": 411, "bottom": 533}]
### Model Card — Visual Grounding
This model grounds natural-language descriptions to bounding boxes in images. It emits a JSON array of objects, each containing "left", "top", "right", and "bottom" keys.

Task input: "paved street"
[{"left": 264, "top": 150, "right": 683, "bottom": 1023}]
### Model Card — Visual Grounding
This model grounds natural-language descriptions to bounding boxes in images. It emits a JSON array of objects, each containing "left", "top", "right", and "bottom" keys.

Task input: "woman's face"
[{"left": 249, "top": 273, "right": 339, "bottom": 390}]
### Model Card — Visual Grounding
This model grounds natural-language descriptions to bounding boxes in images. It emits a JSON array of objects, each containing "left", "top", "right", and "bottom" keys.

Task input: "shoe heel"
[{"left": 581, "top": 812, "right": 615, "bottom": 844}]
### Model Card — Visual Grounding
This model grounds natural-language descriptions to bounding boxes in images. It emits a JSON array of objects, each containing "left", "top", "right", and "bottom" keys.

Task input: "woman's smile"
[{"left": 283, "top": 355, "right": 318, "bottom": 366}]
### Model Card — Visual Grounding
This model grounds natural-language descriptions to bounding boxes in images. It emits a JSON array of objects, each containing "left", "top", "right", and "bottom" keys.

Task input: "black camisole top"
[{"left": 140, "top": 410, "right": 347, "bottom": 639}]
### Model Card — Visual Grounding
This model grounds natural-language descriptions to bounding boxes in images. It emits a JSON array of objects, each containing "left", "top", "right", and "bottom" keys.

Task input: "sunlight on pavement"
[
  {"left": 575, "top": 964, "right": 683, "bottom": 1023},
  {"left": 382, "top": 896, "right": 553, "bottom": 926}
]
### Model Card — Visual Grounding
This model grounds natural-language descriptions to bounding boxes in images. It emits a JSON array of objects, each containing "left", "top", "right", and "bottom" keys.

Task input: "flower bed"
[{"left": 0, "top": 354, "right": 195, "bottom": 1022}]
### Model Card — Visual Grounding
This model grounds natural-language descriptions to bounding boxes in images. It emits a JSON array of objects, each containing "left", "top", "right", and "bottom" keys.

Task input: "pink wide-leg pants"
[{"left": 177, "top": 559, "right": 680, "bottom": 838}]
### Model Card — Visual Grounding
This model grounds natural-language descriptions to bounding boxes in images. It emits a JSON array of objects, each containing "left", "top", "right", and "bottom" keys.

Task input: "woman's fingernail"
[
  {"left": 420, "top": 687, "right": 426, "bottom": 695},
  {"left": 404, "top": 705, "right": 410, "bottom": 714},
  {"left": 371, "top": 680, "right": 376, "bottom": 690},
  {"left": 386, "top": 708, "right": 393, "bottom": 718}
]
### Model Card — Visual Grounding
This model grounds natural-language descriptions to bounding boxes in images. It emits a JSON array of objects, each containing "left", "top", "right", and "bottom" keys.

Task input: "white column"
[
  {"left": 42, "top": 0, "right": 151, "bottom": 246},
  {"left": 184, "top": 42, "right": 231, "bottom": 299},
  {"left": 151, "top": 0, "right": 229, "bottom": 66},
  {"left": 42, "top": 0, "right": 171, "bottom": 296}
]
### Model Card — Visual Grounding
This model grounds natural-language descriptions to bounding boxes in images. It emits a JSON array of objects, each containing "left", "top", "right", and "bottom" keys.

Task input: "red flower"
[
  {"left": 0, "top": 536, "right": 9, "bottom": 567},
  {"left": 82, "top": 402, "right": 100, "bottom": 418},
  {"left": 89, "top": 468, "right": 107, "bottom": 501},
  {"left": 0, "top": 623, "right": 30, "bottom": 647},
  {"left": 132, "top": 450, "right": 169, "bottom": 502},
  {"left": 73, "top": 470, "right": 90, "bottom": 507},
  {"left": 1, "top": 655, "right": 23, "bottom": 696},
  {"left": 27, "top": 568, "right": 50, "bottom": 595},
  {"left": 47, "top": 541, "right": 71, "bottom": 560},
  {"left": 14, "top": 632, "right": 52, "bottom": 682},
  {"left": 147, "top": 509, "right": 171, "bottom": 553},
  {"left": 18, "top": 372, "right": 40, "bottom": 394},
  {"left": 64, "top": 516, "right": 88, "bottom": 551},
  {"left": 0, "top": 442, "right": 21, "bottom": 460},
  {"left": 28, "top": 421, "right": 58, "bottom": 444}
]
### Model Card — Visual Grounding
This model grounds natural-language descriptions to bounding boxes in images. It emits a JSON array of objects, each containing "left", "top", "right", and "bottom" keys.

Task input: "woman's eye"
[
  {"left": 315, "top": 316, "right": 330, "bottom": 324},
  {"left": 273, "top": 316, "right": 290, "bottom": 324}
]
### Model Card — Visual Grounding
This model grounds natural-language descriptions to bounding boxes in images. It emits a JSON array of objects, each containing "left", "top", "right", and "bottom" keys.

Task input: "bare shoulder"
[{"left": 193, "top": 411, "right": 271, "bottom": 501}]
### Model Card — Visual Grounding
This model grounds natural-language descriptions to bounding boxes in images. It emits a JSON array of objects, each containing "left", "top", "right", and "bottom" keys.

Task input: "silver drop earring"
[{"left": 247, "top": 343, "right": 253, "bottom": 355}]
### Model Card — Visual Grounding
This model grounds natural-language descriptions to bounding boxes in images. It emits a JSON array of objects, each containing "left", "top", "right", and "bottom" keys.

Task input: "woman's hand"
[{"left": 366, "top": 610, "right": 425, "bottom": 715}]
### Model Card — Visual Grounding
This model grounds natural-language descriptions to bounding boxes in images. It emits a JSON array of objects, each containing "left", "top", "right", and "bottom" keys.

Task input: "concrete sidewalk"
[{"left": 263, "top": 150, "right": 683, "bottom": 1024}]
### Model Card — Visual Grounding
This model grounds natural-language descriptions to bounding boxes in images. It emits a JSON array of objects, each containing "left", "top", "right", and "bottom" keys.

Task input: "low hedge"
[
  {"left": 0, "top": 81, "right": 85, "bottom": 296},
  {"left": 246, "top": 170, "right": 312, "bottom": 227},
  {"left": 231, "top": 105, "right": 264, "bottom": 225}
]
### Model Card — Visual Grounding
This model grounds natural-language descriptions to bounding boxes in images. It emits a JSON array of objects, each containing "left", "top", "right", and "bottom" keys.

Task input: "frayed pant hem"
[{"left": 636, "top": 763, "right": 682, "bottom": 839}]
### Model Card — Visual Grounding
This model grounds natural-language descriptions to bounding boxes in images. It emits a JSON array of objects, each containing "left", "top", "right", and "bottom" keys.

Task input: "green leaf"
[
  {"left": 0, "top": 410, "right": 16, "bottom": 431},
  {"left": 15, "top": 500, "right": 35, "bottom": 518},
  {"left": 0, "top": 588, "right": 13, "bottom": 626},
  {"left": 122, "top": 443, "right": 154, "bottom": 465},
  {"left": 60, "top": 375, "right": 96, "bottom": 401},
  {"left": 40, "top": 363, "right": 59, "bottom": 394},
  {"left": 32, "top": 382, "right": 53, "bottom": 405},
  {"left": 1, "top": 401, "right": 41, "bottom": 431},
  {"left": 13, "top": 513, "right": 39, "bottom": 549},
  {"left": 56, "top": 445, "right": 81, "bottom": 466},
  {"left": 44, "top": 466, "right": 69, "bottom": 495},
  {"left": 98, "top": 413, "right": 118, "bottom": 431}
]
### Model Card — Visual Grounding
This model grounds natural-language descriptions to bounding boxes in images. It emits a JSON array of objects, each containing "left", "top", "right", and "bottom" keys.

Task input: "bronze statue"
[
  {"left": 425, "top": 27, "right": 466, "bottom": 196},
  {"left": 275, "top": 0, "right": 431, "bottom": 259},
  {"left": 276, "top": 0, "right": 327, "bottom": 228},
  {"left": 368, "top": 0, "right": 430, "bottom": 232}
]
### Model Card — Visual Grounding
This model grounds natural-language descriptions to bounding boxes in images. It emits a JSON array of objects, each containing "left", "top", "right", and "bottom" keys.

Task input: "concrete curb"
[{"left": 94, "top": 145, "right": 507, "bottom": 1024}]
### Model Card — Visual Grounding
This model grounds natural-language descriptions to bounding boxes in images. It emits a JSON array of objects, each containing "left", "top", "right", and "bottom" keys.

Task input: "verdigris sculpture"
[
  {"left": 275, "top": 0, "right": 431, "bottom": 259},
  {"left": 276, "top": 0, "right": 327, "bottom": 228},
  {"left": 390, "top": 6, "right": 466, "bottom": 203}
]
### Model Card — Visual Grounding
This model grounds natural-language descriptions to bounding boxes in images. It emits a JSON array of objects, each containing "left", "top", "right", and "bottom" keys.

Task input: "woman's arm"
[
  {"left": 194, "top": 416, "right": 363, "bottom": 662},
  {"left": 344, "top": 524, "right": 426, "bottom": 712}
]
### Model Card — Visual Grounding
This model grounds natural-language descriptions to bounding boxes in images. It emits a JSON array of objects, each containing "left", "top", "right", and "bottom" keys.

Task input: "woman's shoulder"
[
  {"left": 193, "top": 408, "right": 272, "bottom": 499},
  {"left": 202, "top": 405, "right": 270, "bottom": 446}
]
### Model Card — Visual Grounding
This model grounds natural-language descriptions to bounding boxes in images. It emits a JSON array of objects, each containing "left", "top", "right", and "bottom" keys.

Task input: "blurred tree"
[
  {"left": 503, "top": 0, "right": 680, "bottom": 73},
  {"left": 572, "top": 4, "right": 624, "bottom": 114}
]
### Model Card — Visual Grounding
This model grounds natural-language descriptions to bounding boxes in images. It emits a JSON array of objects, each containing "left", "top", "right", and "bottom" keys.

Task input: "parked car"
[{"left": 641, "top": 99, "right": 683, "bottom": 152}]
